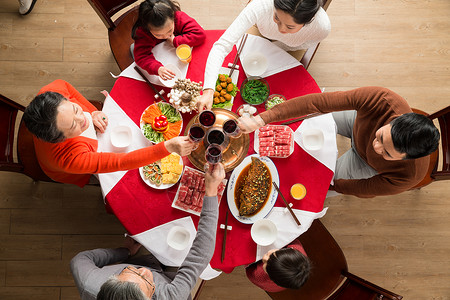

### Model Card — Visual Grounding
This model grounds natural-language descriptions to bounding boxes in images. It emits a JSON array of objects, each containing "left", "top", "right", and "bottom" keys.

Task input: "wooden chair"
[
  {"left": 87, "top": 0, "right": 139, "bottom": 71},
  {"left": 265, "top": 220, "right": 403, "bottom": 300},
  {"left": 411, "top": 106, "right": 450, "bottom": 189},
  {"left": 0, "top": 94, "right": 53, "bottom": 182}
]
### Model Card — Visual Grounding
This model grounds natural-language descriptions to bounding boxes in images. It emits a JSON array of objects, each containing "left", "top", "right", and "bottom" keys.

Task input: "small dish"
[
  {"left": 240, "top": 77, "right": 270, "bottom": 105},
  {"left": 251, "top": 219, "right": 277, "bottom": 246},
  {"left": 265, "top": 94, "right": 286, "bottom": 110},
  {"left": 167, "top": 226, "right": 191, "bottom": 250},
  {"left": 302, "top": 128, "right": 324, "bottom": 151},
  {"left": 111, "top": 125, "right": 132, "bottom": 148},
  {"left": 242, "top": 52, "right": 268, "bottom": 77},
  {"left": 236, "top": 104, "right": 258, "bottom": 117},
  {"left": 160, "top": 64, "right": 182, "bottom": 87}
]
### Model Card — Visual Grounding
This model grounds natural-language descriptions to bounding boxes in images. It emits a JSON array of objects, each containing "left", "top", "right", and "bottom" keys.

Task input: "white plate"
[
  {"left": 159, "top": 64, "right": 183, "bottom": 88},
  {"left": 254, "top": 125, "right": 294, "bottom": 158},
  {"left": 140, "top": 103, "right": 183, "bottom": 144},
  {"left": 227, "top": 154, "right": 279, "bottom": 224},
  {"left": 139, "top": 156, "right": 184, "bottom": 190},
  {"left": 211, "top": 66, "right": 239, "bottom": 111}
]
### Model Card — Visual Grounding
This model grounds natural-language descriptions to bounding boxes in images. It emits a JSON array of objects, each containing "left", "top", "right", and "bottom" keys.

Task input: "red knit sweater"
[
  {"left": 260, "top": 87, "right": 429, "bottom": 198},
  {"left": 33, "top": 80, "right": 170, "bottom": 187},
  {"left": 245, "top": 239, "right": 307, "bottom": 292},
  {"left": 133, "top": 11, "right": 206, "bottom": 75}
]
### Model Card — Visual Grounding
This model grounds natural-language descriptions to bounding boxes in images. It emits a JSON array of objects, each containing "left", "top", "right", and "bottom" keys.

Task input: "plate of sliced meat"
[
  {"left": 227, "top": 155, "right": 279, "bottom": 224},
  {"left": 254, "top": 125, "right": 294, "bottom": 158},
  {"left": 172, "top": 166, "right": 227, "bottom": 216}
]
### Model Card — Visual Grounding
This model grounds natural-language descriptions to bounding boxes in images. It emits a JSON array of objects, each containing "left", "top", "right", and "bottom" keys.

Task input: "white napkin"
[
  {"left": 294, "top": 113, "right": 338, "bottom": 174},
  {"left": 239, "top": 34, "right": 301, "bottom": 78},
  {"left": 112, "top": 41, "right": 188, "bottom": 86},
  {"left": 255, "top": 207, "right": 328, "bottom": 260},
  {"left": 97, "top": 95, "right": 153, "bottom": 196},
  {"left": 130, "top": 217, "right": 221, "bottom": 280}
]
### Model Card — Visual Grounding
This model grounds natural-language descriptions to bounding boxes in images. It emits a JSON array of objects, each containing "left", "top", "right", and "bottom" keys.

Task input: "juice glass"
[{"left": 176, "top": 44, "right": 192, "bottom": 63}]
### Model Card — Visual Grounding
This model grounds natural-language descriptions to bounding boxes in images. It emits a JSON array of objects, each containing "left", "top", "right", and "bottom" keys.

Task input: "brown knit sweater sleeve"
[{"left": 259, "top": 87, "right": 393, "bottom": 124}]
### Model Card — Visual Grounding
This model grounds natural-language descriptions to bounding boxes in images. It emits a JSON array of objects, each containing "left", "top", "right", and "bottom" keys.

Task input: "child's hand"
[
  {"left": 167, "top": 34, "right": 175, "bottom": 45},
  {"left": 158, "top": 66, "right": 176, "bottom": 80}
]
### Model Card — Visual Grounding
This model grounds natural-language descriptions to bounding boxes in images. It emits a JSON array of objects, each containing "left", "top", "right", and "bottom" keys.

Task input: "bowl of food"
[
  {"left": 167, "top": 226, "right": 191, "bottom": 250},
  {"left": 265, "top": 94, "right": 286, "bottom": 110},
  {"left": 240, "top": 77, "right": 270, "bottom": 105},
  {"left": 251, "top": 219, "right": 277, "bottom": 246}
]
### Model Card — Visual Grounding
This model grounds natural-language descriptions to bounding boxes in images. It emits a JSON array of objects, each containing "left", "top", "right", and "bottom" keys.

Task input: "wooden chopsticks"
[
  {"left": 221, "top": 210, "right": 229, "bottom": 262},
  {"left": 134, "top": 66, "right": 168, "bottom": 102},
  {"left": 229, "top": 33, "right": 248, "bottom": 77},
  {"left": 280, "top": 112, "right": 322, "bottom": 125},
  {"left": 272, "top": 182, "right": 301, "bottom": 226}
]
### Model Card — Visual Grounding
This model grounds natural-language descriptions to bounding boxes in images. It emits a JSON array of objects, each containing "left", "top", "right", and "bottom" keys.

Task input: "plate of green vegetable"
[{"left": 240, "top": 77, "right": 270, "bottom": 105}]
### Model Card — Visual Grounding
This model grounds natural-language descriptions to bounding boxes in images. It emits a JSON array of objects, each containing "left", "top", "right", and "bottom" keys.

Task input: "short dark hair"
[
  {"left": 97, "top": 277, "right": 149, "bottom": 300},
  {"left": 390, "top": 113, "right": 440, "bottom": 159},
  {"left": 132, "top": 0, "right": 181, "bottom": 39},
  {"left": 274, "top": 0, "right": 321, "bottom": 25},
  {"left": 23, "top": 91, "right": 66, "bottom": 143},
  {"left": 266, "top": 248, "right": 311, "bottom": 289}
]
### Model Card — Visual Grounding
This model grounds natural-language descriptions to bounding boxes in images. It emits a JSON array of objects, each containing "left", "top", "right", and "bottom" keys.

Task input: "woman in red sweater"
[
  {"left": 246, "top": 239, "right": 310, "bottom": 292},
  {"left": 23, "top": 80, "right": 194, "bottom": 187},
  {"left": 132, "top": 0, "right": 206, "bottom": 80}
]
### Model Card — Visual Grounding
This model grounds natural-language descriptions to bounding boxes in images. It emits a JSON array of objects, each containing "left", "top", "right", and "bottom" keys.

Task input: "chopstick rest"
[
  {"left": 220, "top": 224, "right": 232, "bottom": 230},
  {"left": 283, "top": 203, "right": 293, "bottom": 213},
  {"left": 272, "top": 181, "right": 301, "bottom": 226}
]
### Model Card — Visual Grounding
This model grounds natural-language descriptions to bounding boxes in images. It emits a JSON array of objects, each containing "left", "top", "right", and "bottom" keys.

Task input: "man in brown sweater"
[{"left": 238, "top": 87, "right": 439, "bottom": 198}]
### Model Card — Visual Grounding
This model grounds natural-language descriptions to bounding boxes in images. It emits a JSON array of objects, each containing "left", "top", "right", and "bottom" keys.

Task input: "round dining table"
[{"left": 98, "top": 30, "right": 336, "bottom": 274}]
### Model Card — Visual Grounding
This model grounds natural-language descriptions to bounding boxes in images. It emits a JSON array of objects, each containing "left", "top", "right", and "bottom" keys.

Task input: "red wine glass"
[
  {"left": 198, "top": 110, "right": 216, "bottom": 128},
  {"left": 222, "top": 119, "right": 241, "bottom": 138}
]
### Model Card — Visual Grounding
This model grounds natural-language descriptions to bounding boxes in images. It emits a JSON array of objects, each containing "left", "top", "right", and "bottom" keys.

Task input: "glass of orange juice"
[
  {"left": 290, "top": 183, "right": 306, "bottom": 200},
  {"left": 176, "top": 44, "right": 192, "bottom": 63}
]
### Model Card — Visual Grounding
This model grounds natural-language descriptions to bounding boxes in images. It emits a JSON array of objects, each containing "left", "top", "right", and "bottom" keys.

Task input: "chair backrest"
[
  {"left": 266, "top": 219, "right": 348, "bottom": 300},
  {"left": 329, "top": 271, "right": 403, "bottom": 300},
  {"left": 300, "top": 0, "right": 333, "bottom": 69},
  {"left": 87, "top": 0, "right": 138, "bottom": 29},
  {"left": 0, "top": 94, "right": 25, "bottom": 173},
  {"left": 0, "top": 94, "right": 54, "bottom": 182},
  {"left": 428, "top": 105, "right": 450, "bottom": 180}
]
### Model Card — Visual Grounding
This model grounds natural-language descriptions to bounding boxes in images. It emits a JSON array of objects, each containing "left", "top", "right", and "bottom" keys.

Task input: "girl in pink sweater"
[{"left": 132, "top": 0, "right": 206, "bottom": 80}]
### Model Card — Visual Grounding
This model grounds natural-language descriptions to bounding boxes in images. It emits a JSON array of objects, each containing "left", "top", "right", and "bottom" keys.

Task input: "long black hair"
[
  {"left": 132, "top": 0, "right": 181, "bottom": 39},
  {"left": 274, "top": 0, "right": 321, "bottom": 25}
]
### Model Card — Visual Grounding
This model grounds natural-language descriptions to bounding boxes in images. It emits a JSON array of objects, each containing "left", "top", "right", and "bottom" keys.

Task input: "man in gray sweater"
[{"left": 70, "top": 163, "right": 225, "bottom": 300}]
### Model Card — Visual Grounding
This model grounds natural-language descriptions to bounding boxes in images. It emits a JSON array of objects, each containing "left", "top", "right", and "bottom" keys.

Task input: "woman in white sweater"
[{"left": 198, "top": 0, "right": 330, "bottom": 111}]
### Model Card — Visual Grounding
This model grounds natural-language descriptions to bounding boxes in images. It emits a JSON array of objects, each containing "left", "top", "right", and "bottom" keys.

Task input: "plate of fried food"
[
  {"left": 227, "top": 154, "right": 279, "bottom": 224},
  {"left": 140, "top": 102, "right": 183, "bottom": 144},
  {"left": 139, "top": 153, "right": 184, "bottom": 189},
  {"left": 212, "top": 67, "right": 239, "bottom": 110}
]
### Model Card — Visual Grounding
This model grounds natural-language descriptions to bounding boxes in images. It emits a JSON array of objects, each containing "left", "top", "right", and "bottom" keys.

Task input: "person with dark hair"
[
  {"left": 198, "top": 0, "right": 330, "bottom": 111},
  {"left": 132, "top": 0, "right": 206, "bottom": 80},
  {"left": 23, "top": 79, "right": 194, "bottom": 187},
  {"left": 246, "top": 239, "right": 310, "bottom": 292},
  {"left": 237, "top": 86, "right": 440, "bottom": 198},
  {"left": 70, "top": 163, "right": 225, "bottom": 300}
]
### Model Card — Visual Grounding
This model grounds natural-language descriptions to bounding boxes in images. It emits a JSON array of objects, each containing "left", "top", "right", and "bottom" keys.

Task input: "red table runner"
[{"left": 107, "top": 30, "right": 332, "bottom": 272}]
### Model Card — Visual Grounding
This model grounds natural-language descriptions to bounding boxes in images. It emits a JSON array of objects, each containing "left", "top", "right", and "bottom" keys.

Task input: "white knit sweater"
[{"left": 203, "top": 0, "right": 331, "bottom": 90}]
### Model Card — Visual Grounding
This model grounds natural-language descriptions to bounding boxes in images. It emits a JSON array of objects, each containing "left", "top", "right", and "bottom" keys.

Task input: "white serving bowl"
[
  {"left": 302, "top": 128, "right": 324, "bottom": 151},
  {"left": 111, "top": 125, "right": 132, "bottom": 148},
  {"left": 251, "top": 219, "right": 277, "bottom": 246},
  {"left": 167, "top": 226, "right": 191, "bottom": 250},
  {"left": 242, "top": 52, "right": 268, "bottom": 77},
  {"left": 160, "top": 64, "right": 182, "bottom": 87}
]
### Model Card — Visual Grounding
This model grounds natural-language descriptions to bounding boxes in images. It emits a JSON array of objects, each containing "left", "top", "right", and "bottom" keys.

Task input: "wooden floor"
[{"left": 0, "top": 0, "right": 449, "bottom": 299}]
